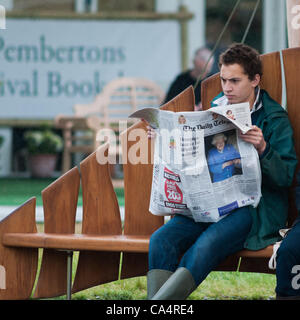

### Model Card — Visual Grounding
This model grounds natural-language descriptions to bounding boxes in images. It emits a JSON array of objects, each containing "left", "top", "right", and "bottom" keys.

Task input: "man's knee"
[{"left": 150, "top": 228, "right": 174, "bottom": 253}]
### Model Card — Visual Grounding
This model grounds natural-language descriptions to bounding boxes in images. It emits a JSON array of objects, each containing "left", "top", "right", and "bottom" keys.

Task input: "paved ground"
[{"left": 0, "top": 206, "right": 125, "bottom": 222}]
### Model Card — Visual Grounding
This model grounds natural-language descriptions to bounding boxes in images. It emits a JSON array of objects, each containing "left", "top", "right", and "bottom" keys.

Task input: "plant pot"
[{"left": 28, "top": 154, "right": 57, "bottom": 178}]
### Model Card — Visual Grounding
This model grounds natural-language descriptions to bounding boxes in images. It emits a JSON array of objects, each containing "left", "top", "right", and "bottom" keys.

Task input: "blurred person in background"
[{"left": 164, "top": 47, "right": 215, "bottom": 110}]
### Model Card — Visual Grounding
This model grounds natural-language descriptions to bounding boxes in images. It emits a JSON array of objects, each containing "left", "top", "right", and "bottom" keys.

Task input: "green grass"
[
  {"left": 34, "top": 224, "right": 276, "bottom": 300},
  {"left": 69, "top": 272, "right": 276, "bottom": 300},
  {"left": 0, "top": 177, "right": 124, "bottom": 207},
  {"left": 36, "top": 249, "right": 276, "bottom": 300}
]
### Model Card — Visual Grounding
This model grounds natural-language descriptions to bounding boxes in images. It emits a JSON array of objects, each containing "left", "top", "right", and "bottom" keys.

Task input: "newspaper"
[{"left": 129, "top": 102, "right": 262, "bottom": 223}]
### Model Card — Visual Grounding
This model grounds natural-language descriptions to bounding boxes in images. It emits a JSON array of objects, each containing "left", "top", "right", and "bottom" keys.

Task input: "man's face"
[
  {"left": 193, "top": 51, "right": 213, "bottom": 74},
  {"left": 193, "top": 56, "right": 206, "bottom": 74},
  {"left": 220, "top": 63, "right": 260, "bottom": 106}
]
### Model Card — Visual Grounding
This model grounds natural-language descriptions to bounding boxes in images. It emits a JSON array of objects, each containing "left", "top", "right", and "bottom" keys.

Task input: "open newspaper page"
[{"left": 129, "top": 103, "right": 262, "bottom": 223}]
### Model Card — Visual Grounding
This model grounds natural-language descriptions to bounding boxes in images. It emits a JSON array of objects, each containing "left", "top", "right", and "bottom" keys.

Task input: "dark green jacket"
[{"left": 212, "top": 90, "right": 298, "bottom": 250}]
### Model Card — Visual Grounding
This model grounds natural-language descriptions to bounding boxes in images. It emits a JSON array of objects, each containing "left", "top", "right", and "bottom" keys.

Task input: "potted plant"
[{"left": 24, "top": 128, "right": 63, "bottom": 178}]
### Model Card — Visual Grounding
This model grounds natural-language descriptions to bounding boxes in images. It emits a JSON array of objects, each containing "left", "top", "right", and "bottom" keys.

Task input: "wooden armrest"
[{"left": 2, "top": 233, "right": 150, "bottom": 253}]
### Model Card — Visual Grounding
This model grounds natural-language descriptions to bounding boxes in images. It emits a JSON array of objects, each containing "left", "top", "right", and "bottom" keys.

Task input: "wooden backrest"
[
  {"left": 33, "top": 167, "right": 81, "bottom": 299},
  {"left": 42, "top": 167, "right": 80, "bottom": 234},
  {"left": 71, "top": 143, "right": 123, "bottom": 293},
  {"left": 259, "top": 51, "right": 282, "bottom": 104},
  {"left": 282, "top": 47, "right": 300, "bottom": 225},
  {"left": 120, "top": 86, "right": 195, "bottom": 237},
  {"left": 7, "top": 169, "right": 82, "bottom": 299},
  {"left": 79, "top": 77, "right": 165, "bottom": 150},
  {"left": 74, "top": 77, "right": 165, "bottom": 126},
  {"left": 101, "top": 77, "right": 165, "bottom": 125},
  {"left": 80, "top": 143, "right": 122, "bottom": 235},
  {"left": 0, "top": 198, "right": 38, "bottom": 299},
  {"left": 201, "top": 48, "right": 300, "bottom": 226},
  {"left": 282, "top": 47, "right": 300, "bottom": 161}
]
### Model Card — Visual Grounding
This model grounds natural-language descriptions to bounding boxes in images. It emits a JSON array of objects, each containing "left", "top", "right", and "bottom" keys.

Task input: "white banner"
[{"left": 0, "top": 18, "right": 181, "bottom": 119}]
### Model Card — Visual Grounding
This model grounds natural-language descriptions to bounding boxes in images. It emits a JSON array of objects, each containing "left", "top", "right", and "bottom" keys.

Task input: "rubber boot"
[
  {"left": 151, "top": 267, "right": 196, "bottom": 300},
  {"left": 147, "top": 269, "right": 173, "bottom": 299}
]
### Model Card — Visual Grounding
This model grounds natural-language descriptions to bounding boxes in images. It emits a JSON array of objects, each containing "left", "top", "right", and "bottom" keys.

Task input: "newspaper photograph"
[{"left": 129, "top": 103, "right": 262, "bottom": 223}]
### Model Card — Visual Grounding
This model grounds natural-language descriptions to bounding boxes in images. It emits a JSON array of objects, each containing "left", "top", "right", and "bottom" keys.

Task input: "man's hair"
[
  {"left": 194, "top": 47, "right": 212, "bottom": 61},
  {"left": 218, "top": 43, "right": 262, "bottom": 80}
]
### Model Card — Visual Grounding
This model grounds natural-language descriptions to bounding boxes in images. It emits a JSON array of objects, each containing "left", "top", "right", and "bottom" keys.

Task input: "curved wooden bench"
[{"left": 1, "top": 48, "right": 300, "bottom": 299}]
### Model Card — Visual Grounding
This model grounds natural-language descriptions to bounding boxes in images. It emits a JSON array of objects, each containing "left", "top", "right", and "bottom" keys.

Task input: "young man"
[{"left": 147, "top": 43, "right": 298, "bottom": 300}]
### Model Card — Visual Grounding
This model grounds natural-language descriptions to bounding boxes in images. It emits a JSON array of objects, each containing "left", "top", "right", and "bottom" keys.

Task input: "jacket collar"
[{"left": 212, "top": 87, "right": 262, "bottom": 114}]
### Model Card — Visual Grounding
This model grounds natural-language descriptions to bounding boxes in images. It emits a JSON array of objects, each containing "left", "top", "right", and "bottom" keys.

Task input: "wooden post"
[
  {"left": 179, "top": 5, "right": 189, "bottom": 71},
  {"left": 286, "top": 0, "right": 300, "bottom": 48}
]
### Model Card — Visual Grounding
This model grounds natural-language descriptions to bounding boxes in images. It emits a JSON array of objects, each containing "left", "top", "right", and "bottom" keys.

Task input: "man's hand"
[
  {"left": 239, "top": 125, "right": 266, "bottom": 155},
  {"left": 194, "top": 102, "right": 203, "bottom": 111}
]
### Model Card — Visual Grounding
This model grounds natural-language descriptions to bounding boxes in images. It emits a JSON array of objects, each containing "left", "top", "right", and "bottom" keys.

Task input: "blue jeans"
[
  {"left": 276, "top": 219, "right": 300, "bottom": 297},
  {"left": 149, "top": 206, "right": 252, "bottom": 286}
]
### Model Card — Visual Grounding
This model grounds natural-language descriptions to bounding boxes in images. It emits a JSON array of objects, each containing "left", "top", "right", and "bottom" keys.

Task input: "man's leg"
[
  {"left": 151, "top": 206, "right": 252, "bottom": 299},
  {"left": 148, "top": 214, "right": 208, "bottom": 272},
  {"left": 148, "top": 214, "right": 207, "bottom": 298},
  {"left": 276, "top": 221, "right": 300, "bottom": 299},
  {"left": 178, "top": 206, "right": 252, "bottom": 286}
]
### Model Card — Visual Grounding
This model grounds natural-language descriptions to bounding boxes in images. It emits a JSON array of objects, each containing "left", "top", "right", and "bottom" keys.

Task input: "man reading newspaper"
[{"left": 145, "top": 43, "right": 297, "bottom": 300}]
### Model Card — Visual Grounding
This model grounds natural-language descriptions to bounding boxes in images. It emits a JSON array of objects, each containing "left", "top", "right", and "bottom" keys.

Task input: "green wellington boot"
[
  {"left": 147, "top": 269, "right": 173, "bottom": 299},
  {"left": 151, "top": 267, "right": 196, "bottom": 300}
]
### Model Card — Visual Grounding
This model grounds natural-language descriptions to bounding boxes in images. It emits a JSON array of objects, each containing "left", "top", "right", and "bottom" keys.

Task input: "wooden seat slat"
[
  {"left": 238, "top": 245, "right": 273, "bottom": 258},
  {"left": 33, "top": 167, "right": 80, "bottom": 299},
  {"left": 3, "top": 233, "right": 149, "bottom": 253},
  {"left": 2, "top": 232, "right": 274, "bottom": 258}
]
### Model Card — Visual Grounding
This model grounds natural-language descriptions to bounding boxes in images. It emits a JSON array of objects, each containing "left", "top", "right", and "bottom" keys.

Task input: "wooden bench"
[
  {"left": 54, "top": 116, "right": 94, "bottom": 174},
  {"left": 0, "top": 48, "right": 300, "bottom": 300},
  {"left": 55, "top": 77, "right": 165, "bottom": 181}
]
